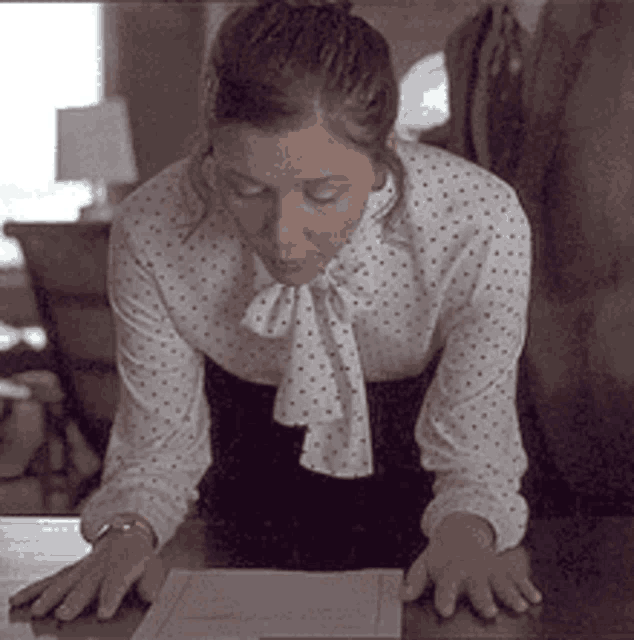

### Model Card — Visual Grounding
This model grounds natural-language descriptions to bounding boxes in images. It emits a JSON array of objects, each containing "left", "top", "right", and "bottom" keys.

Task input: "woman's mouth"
[
  {"left": 275, "top": 257, "right": 306, "bottom": 272},
  {"left": 277, "top": 252, "right": 328, "bottom": 273},
  {"left": 259, "top": 251, "right": 327, "bottom": 284}
]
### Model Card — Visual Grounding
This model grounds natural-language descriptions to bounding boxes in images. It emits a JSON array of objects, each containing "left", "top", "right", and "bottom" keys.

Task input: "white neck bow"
[{"left": 241, "top": 264, "right": 372, "bottom": 477}]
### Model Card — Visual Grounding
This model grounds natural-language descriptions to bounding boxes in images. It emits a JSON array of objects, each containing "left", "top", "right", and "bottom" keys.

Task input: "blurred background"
[
  {"left": 0, "top": 0, "right": 489, "bottom": 272},
  {"left": 0, "top": 0, "right": 493, "bottom": 516},
  {"left": 0, "top": 0, "right": 487, "bottom": 371}
]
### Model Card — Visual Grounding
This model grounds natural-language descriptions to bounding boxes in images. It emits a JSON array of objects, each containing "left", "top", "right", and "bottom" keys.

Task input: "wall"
[
  {"left": 355, "top": 0, "right": 486, "bottom": 81},
  {"left": 104, "top": 3, "right": 206, "bottom": 203}
]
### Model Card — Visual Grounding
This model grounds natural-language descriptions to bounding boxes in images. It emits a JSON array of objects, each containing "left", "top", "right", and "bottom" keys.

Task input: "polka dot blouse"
[{"left": 80, "top": 140, "right": 531, "bottom": 555}]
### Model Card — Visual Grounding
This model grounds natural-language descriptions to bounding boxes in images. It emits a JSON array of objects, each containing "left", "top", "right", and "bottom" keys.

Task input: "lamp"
[{"left": 55, "top": 96, "right": 138, "bottom": 222}]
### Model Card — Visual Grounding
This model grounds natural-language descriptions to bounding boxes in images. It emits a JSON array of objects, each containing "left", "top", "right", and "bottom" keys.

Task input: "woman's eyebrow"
[
  {"left": 311, "top": 174, "right": 349, "bottom": 182},
  {"left": 227, "top": 169, "right": 349, "bottom": 183},
  {"left": 225, "top": 169, "right": 261, "bottom": 183}
]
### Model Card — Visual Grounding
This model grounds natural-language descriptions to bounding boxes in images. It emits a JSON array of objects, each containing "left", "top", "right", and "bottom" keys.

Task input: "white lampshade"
[{"left": 56, "top": 96, "right": 139, "bottom": 185}]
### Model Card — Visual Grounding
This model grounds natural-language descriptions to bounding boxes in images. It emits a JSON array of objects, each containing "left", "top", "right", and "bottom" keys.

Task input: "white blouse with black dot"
[{"left": 80, "top": 140, "right": 531, "bottom": 555}]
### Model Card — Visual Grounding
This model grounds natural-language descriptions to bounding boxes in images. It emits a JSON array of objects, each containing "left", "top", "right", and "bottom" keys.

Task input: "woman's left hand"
[{"left": 399, "top": 513, "right": 542, "bottom": 619}]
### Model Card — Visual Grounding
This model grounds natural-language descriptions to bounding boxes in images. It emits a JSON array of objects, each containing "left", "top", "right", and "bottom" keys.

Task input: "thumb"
[{"left": 400, "top": 550, "right": 430, "bottom": 602}]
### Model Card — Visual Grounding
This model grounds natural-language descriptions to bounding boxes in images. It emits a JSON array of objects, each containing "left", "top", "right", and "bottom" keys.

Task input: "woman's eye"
[
  {"left": 237, "top": 184, "right": 266, "bottom": 197},
  {"left": 232, "top": 183, "right": 268, "bottom": 198},
  {"left": 309, "top": 185, "right": 347, "bottom": 203}
]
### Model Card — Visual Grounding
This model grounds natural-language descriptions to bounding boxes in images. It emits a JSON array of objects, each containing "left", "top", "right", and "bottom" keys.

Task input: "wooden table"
[{"left": 2, "top": 515, "right": 634, "bottom": 639}]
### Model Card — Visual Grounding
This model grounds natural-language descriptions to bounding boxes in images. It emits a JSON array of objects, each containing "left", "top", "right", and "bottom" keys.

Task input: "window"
[
  {"left": 0, "top": 4, "right": 102, "bottom": 268},
  {"left": 395, "top": 52, "right": 450, "bottom": 143}
]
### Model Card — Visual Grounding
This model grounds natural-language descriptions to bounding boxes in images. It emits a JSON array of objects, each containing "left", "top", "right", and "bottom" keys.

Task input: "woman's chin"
[
  {"left": 272, "top": 265, "right": 320, "bottom": 286},
  {"left": 283, "top": 273, "right": 320, "bottom": 286},
  {"left": 264, "top": 255, "right": 327, "bottom": 286}
]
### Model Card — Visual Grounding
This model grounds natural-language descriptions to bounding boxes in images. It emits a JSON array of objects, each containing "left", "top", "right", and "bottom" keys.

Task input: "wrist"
[
  {"left": 95, "top": 513, "right": 157, "bottom": 549},
  {"left": 434, "top": 512, "right": 496, "bottom": 550}
]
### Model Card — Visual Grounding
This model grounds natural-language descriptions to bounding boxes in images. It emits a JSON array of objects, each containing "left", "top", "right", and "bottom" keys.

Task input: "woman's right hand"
[{"left": 8, "top": 527, "right": 156, "bottom": 622}]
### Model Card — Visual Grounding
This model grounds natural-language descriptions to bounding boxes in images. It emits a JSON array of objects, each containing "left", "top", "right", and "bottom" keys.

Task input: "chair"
[{"left": 3, "top": 221, "right": 117, "bottom": 464}]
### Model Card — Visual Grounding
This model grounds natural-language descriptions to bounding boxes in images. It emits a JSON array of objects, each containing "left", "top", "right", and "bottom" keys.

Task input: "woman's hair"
[{"left": 183, "top": 0, "right": 405, "bottom": 241}]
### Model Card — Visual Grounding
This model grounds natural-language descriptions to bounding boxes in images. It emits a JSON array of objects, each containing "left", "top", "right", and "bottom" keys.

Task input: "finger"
[
  {"left": 97, "top": 551, "right": 152, "bottom": 619},
  {"left": 400, "top": 551, "right": 430, "bottom": 601},
  {"left": 136, "top": 555, "right": 166, "bottom": 604},
  {"left": 515, "top": 576, "right": 543, "bottom": 605},
  {"left": 490, "top": 573, "right": 528, "bottom": 614},
  {"left": 465, "top": 575, "right": 498, "bottom": 619},
  {"left": 54, "top": 566, "right": 103, "bottom": 622},
  {"left": 9, "top": 565, "right": 77, "bottom": 608},
  {"left": 434, "top": 572, "right": 462, "bottom": 618},
  {"left": 29, "top": 564, "right": 84, "bottom": 618},
  {"left": 505, "top": 547, "right": 543, "bottom": 605}
]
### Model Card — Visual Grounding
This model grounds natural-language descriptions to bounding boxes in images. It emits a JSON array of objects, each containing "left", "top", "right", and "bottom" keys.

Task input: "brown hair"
[{"left": 183, "top": 0, "right": 405, "bottom": 242}]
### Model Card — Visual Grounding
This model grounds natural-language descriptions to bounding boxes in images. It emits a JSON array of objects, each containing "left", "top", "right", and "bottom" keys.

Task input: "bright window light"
[
  {"left": 0, "top": 4, "right": 102, "bottom": 268},
  {"left": 23, "top": 327, "right": 48, "bottom": 351},
  {"left": 395, "top": 52, "right": 450, "bottom": 142},
  {"left": 0, "top": 322, "right": 47, "bottom": 352}
]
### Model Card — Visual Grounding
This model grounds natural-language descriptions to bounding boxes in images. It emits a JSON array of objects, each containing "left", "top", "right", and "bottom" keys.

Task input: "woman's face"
[{"left": 211, "top": 116, "right": 383, "bottom": 285}]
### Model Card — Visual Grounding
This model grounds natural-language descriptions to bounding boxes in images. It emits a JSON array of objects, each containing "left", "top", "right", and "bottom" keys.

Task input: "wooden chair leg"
[{"left": 0, "top": 399, "right": 46, "bottom": 480}]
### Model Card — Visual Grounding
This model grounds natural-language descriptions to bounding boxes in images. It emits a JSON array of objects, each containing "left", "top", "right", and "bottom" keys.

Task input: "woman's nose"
[{"left": 275, "top": 192, "right": 316, "bottom": 260}]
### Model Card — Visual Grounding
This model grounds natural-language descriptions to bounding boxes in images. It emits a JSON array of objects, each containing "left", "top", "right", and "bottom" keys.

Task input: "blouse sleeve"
[
  {"left": 416, "top": 182, "right": 531, "bottom": 554},
  {"left": 79, "top": 212, "right": 212, "bottom": 553}
]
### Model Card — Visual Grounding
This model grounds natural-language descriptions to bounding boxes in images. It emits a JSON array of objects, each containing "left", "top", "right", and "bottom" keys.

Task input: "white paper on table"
[{"left": 131, "top": 568, "right": 404, "bottom": 640}]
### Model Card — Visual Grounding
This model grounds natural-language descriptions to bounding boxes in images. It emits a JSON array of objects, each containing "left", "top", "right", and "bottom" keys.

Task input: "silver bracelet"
[{"left": 95, "top": 515, "right": 156, "bottom": 546}]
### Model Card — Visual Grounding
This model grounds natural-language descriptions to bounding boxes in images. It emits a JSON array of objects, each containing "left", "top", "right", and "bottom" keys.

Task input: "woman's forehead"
[{"left": 213, "top": 122, "right": 372, "bottom": 180}]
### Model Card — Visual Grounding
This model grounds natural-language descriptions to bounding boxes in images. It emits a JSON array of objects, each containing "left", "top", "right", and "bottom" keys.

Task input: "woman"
[{"left": 10, "top": 0, "right": 542, "bottom": 623}]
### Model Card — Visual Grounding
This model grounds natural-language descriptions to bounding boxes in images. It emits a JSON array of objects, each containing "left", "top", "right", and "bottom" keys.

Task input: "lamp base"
[{"left": 79, "top": 202, "right": 114, "bottom": 223}]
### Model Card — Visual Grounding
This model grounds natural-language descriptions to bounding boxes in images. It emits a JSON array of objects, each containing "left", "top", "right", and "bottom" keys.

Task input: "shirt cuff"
[{"left": 79, "top": 484, "right": 198, "bottom": 554}]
